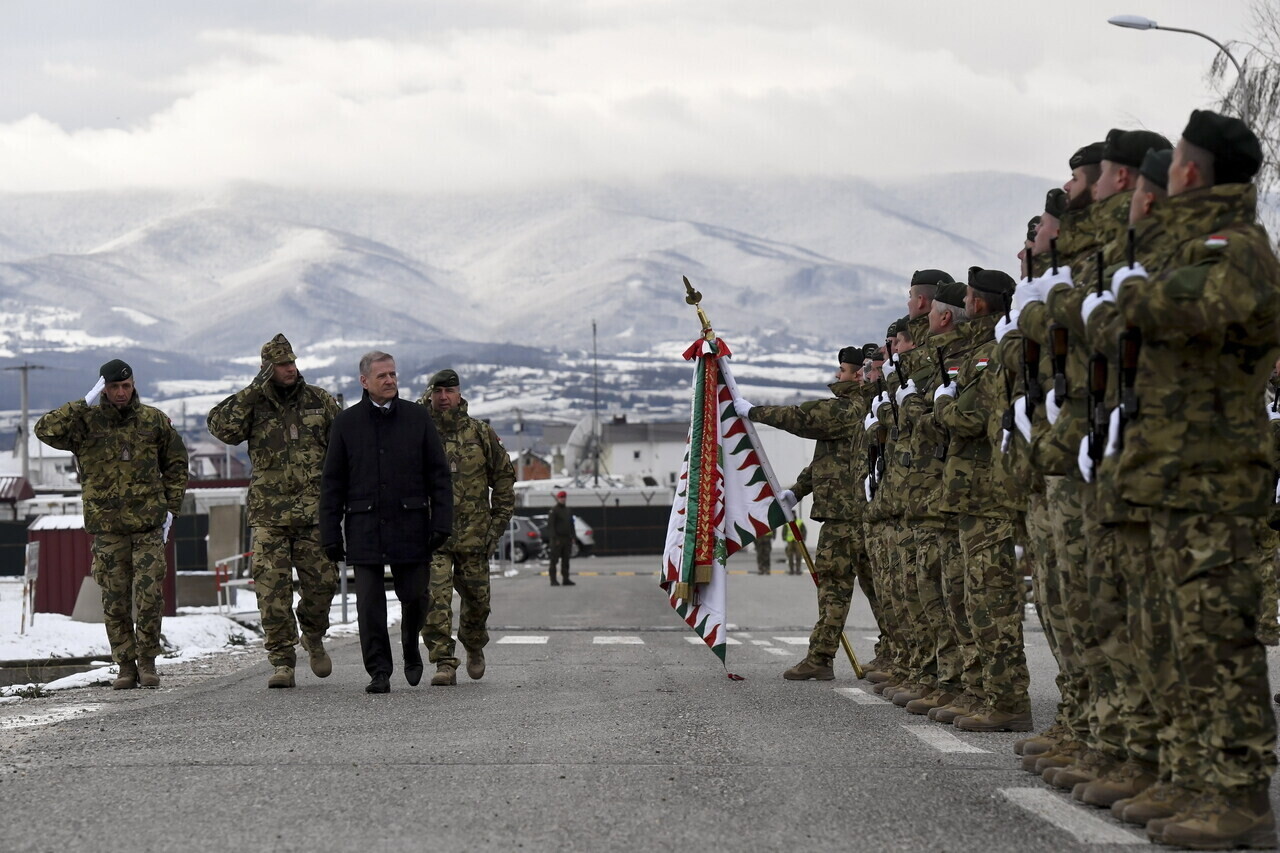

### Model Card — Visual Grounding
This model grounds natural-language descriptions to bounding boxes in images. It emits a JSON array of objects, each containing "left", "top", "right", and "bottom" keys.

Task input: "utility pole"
[
  {"left": 592, "top": 320, "right": 600, "bottom": 488},
  {"left": 514, "top": 407, "right": 525, "bottom": 481},
  {"left": 4, "top": 363, "right": 47, "bottom": 483}
]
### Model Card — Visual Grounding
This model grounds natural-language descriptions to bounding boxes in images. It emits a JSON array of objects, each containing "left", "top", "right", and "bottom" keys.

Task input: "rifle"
[
  {"left": 877, "top": 372, "right": 900, "bottom": 440},
  {"left": 1116, "top": 229, "right": 1141, "bottom": 451},
  {"left": 934, "top": 346, "right": 950, "bottom": 461},
  {"left": 1022, "top": 239, "right": 1056, "bottom": 418},
  {"left": 1050, "top": 325, "right": 1068, "bottom": 407},
  {"left": 1087, "top": 252, "right": 1109, "bottom": 464}
]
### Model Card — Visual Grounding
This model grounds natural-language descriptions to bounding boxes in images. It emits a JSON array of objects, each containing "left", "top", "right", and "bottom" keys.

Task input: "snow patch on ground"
[{"left": 110, "top": 306, "right": 159, "bottom": 326}]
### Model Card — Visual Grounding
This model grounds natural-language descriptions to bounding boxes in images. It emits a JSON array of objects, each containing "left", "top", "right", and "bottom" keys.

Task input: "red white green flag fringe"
[{"left": 660, "top": 336, "right": 789, "bottom": 676}]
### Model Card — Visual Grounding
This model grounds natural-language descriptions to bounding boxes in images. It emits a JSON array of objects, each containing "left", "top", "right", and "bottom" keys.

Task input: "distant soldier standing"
[
  {"left": 784, "top": 518, "right": 806, "bottom": 575},
  {"left": 207, "top": 334, "right": 340, "bottom": 689},
  {"left": 547, "top": 490, "right": 576, "bottom": 586},
  {"left": 416, "top": 369, "right": 515, "bottom": 686},
  {"left": 36, "top": 359, "right": 188, "bottom": 690},
  {"left": 754, "top": 527, "right": 774, "bottom": 574}
]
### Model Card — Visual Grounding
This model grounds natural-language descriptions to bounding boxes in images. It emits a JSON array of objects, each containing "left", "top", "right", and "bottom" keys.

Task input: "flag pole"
[{"left": 683, "top": 277, "right": 863, "bottom": 679}]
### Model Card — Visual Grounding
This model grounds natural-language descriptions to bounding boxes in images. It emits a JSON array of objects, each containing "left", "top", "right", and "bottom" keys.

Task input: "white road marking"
[
  {"left": 833, "top": 687, "right": 885, "bottom": 706},
  {"left": 772, "top": 637, "right": 809, "bottom": 645},
  {"left": 863, "top": 635, "right": 879, "bottom": 642},
  {"left": 0, "top": 704, "right": 102, "bottom": 730},
  {"left": 495, "top": 635, "right": 549, "bottom": 645},
  {"left": 902, "top": 724, "right": 991, "bottom": 754},
  {"left": 683, "top": 636, "right": 741, "bottom": 645},
  {"left": 594, "top": 636, "right": 644, "bottom": 644},
  {"left": 749, "top": 640, "right": 772, "bottom": 646},
  {"left": 1000, "top": 788, "right": 1148, "bottom": 845},
  {"left": 764, "top": 648, "right": 791, "bottom": 656}
]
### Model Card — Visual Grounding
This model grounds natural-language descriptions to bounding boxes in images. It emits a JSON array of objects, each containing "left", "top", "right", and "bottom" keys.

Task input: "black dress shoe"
[
  {"left": 562, "top": 579, "right": 576, "bottom": 586},
  {"left": 366, "top": 674, "right": 391, "bottom": 694},
  {"left": 550, "top": 578, "right": 559, "bottom": 586},
  {"left": 405, "top": 661, "right": 424, "bottom": 686}
]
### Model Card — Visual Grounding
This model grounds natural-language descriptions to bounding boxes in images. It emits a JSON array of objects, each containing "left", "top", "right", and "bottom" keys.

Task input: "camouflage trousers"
[
  {"left": 250, "top": 525, "right": 338, "bottom": 668},
  {"left": 422, "top": 550, "right": 491, "bottom": 669},
  {"left": 889, "top": 518, "right": 931, "bottom": 686},
  {"left": 863, "top": 519, "right": 898, "bottom": 670},
  {"left": 755, "top": 537, "right": 772, "bottom": 574},
  {"left": 914, "top": 522, "right": 962, "bottom": 693},
  {"left": 92, "top": 530, "right": 166, "bottom": 663},
  {"left": 1044, "top": 475, "right": 1093, "bottom": 743},
  {"left": 845, "top": 522, "right": 882, "bottom": 658},
  {"left": 936, "top": 524, "right": 980, "bottom": 697},
  {"left": 876, "top": 519, "right": 911, "bottom": 675},
  {"left": 786, "top": 540, "right": 803, "bottom": 575},
  {"left": 1257, "top": 525, "right": 1279, "bottom": 645},
  {"left": 805, "top": 521, "right": 856, "bottom": 667},
  {"left": 1081, "top": 490, "right": 1129, "bottom": 761},
  {"left": 957, "top": 514, "right": 1030, "bottom": 714},
  {"left": 1026, "top": 489, "right": 1080, "bottom": 735},
  {"left": 1150, "top": 510, "right": 1277, "bottom": 792}
]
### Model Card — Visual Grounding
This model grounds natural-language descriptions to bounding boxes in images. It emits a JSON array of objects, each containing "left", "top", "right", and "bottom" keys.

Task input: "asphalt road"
[{"left": 2, "top": 553, "right": 1278, "bottom": 852}]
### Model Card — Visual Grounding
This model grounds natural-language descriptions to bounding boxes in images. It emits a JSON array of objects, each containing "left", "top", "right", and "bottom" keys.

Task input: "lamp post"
[{"left": 1108, "top": 14, "right": 1249, "bottom": 125}]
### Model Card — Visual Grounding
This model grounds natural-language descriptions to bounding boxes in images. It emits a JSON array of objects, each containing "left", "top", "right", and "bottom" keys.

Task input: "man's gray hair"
[
  {"left": 932, "top": 302, "right": 968, "bottom": 324},
  {"left": 359, "top": 350, "right": 395, "bottom": 377}
]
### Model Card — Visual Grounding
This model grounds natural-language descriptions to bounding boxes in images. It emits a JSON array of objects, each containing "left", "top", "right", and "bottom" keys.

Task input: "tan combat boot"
[
  {"left": 1116, "top": 781, "right": 1196, "bottom": 826},
  {"left": 1076, "top": 759, "right": 1157, "bottom": 808},
  {"left": 112, "top": 661, "right": 139, "bottom": 690},
  {"left": 1153, "top": 786, "right": 1277, "bottom": 849},
  {"left": 1031, "top": 739, "right": 1084, "bottom": 773},
  {"left": 137, "top": 656, "right": 160, "bottom": 688},
  {"left": 929, "top": 693, "right": 979, "bottom": 723},
  {"left": 303, "top": 635, "right": 332, "bottom": 678},
  {"left": 1045, "top": 748, "right": 1114, "bottom": 790},
  {"left": 891, "top": 684, "right": 928, "bottom": 707},
  {"left": 1014, "top": 721, "right": 1066, "bottom": 757},
  {"left": 267, "top": 665, "right": 295, "bottom": 688},
  {"left": 431, "top": 664, "right": 457, "bottom": 686},
  {"left": 954, "top": 707, "right": 1033, "bottom": 733},
  {"left": 905, "top": 690, "right": 955, "bottom": 716},
  {"left": 465, "top": 646, "right": 485, "bottom": 680},
  {"left": 782, "top": 660, "right": 834, "bottom": 681}
]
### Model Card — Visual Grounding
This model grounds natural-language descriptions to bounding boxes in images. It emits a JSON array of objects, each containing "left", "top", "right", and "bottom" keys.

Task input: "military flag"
[{"left": 660, "top": 334, "right": 789, "bottom": 672}]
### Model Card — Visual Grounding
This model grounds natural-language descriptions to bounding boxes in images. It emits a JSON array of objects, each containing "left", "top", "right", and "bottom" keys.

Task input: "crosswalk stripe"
[
  {"left": 495, "top": 635, "right": 548, "bottom": 644},
  {"left": 749, "top": 640, "right": 772, "bottom": 646},
  {"left": 764, "top": 648, "right": 791, "bottom": 656},
  {"left": 772, "top": 637, "right": 809, "bottom": 645},
  {"left": 833, "top": 687, "right": 884, "bottom": 706},
  {"left": 593, "top": 636, "right": 644, "bottom": 644},
  {"left": 902, "top": 724, "right": 991, "bottom": 754},
  {"left": 999, "top": 788, "right": 1147, "bottom": 845}
]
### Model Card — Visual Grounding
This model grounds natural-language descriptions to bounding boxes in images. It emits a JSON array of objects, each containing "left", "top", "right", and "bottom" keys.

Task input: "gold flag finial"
[{"left": 683, "top": 276, "right": 714, "bottom": 341}]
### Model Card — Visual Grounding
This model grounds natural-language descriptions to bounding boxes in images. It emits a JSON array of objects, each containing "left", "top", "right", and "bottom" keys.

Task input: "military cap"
[
  {"left": 910, "top": 269, "right": 954, "bottom": 287},
  {"left": 1068, "top": 141, "right": 1106, "bottom": 170},
  {"left": 968, "top": 266, "right": 1017, "bottom": 297},
  {"left": 260, "top": 333, "right": 296, "bottom": 365},
  {"left": 895, "top": 315, "right": 913, "bottom": 342},
  {"left": 1026, "top": 215, "right": 1041, "bottom": 243},
  {"left": 429, "top": 368, "right": 460, "bottom": 388},
  {"left": 99, "top": 359, "right": 133, "bottom": 383},
  {"left": 935, "top": 281, "right": 967, "bottom": 308},
  {"left": 1139, "top": 147, "right": 1173, "bottom": 191},
  {"left": 838, "top": 346, "right": 860, "bottom": 366},
  {"left": 1182, "top": 109, "right": 1263, "bottom": 184},
  {"left": 885, "top": 319, "right": 902, "bottom": 338},
  {"left": 1102, "top": 128, "right": 1172, "bottom": 169},
  {"left": 860, "top": 343, "right": 883, "bottom": 363},
  {"left": 1044, "top": 188, "right": 1068, "bottom": 219}
]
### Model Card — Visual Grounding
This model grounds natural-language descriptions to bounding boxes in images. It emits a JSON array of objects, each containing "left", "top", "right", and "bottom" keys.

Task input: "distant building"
[{"left": 509, "top": 449, "right": 551, "bottom": 481}]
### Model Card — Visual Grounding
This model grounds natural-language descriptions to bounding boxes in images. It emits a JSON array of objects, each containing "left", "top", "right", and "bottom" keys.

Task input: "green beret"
[
  {"left": 910, "top": 269, "right": 954, "bottom": 287},
  {"left": 935, "top": 281, "right": 967, "bottom": 308},
  {"left": 1102, "top": 128, "right": 1172, "bottom": 169},
  {"left": 260, "top": 333, "right": 296, "bottom": 365},
  {"left": 1026, "top": 215, "right": 1041, "bottom": 243},
  {"left": 885, "top": 319, "right": 901, "bottom": 338},
  {"left": 1182, "top": 109, "right": 1263, "bottom": 184},
  {"left": 429, "top": 368, "right": 460, "bottom": 389},
  {"left": 1044, "top": 188, "right": 1068, "bottom": 219},
  {"left": 895, "top": 315, "right": 913, "bottom": 342},
  {"left": 860, "top": 343, "right": 883, "bottom": 363},
  {"left": 1139, "top": 148, "right": 1173, "bottom": 190},
  {"left": 1069, "top": 141, "right": 1106, "bottom": 169},
  {"left": 968, "top": 266, "right": 1016, "bottom": 297},
  {"left": 838, "top": 346, "right": 860, "bottom": 366},
  {"left": 99, "top": 359, "right": 132, "bottom": 383}
]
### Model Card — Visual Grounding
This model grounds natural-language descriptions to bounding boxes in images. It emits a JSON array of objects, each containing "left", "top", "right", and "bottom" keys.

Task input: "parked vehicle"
[
  {"left": 530, "top": 514, "right": 594, "bottom": 558},
  {"left": 493, "top": 517, "right": 545, "bottom": 563}
]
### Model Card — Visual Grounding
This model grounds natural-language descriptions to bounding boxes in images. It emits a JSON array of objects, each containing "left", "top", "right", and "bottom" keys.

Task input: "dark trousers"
[
  {"left": 548, "top": 541, "right": 571, "bottom": 581},
  {"left": 353, "top": 563, "right": 428, "bottom": 677}
]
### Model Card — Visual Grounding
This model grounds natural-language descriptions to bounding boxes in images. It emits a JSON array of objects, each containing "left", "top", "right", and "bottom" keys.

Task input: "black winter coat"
[{"left": 320, "top": 393, "right": 453, "bottom": 564}]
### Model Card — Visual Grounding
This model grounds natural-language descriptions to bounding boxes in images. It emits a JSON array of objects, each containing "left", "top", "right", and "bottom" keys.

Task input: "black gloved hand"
[
  {"left": 425, "top": 530, "right": 450, "bottom": 554},
  {"left": 324, "top": 543, "right": 345, "bottom": 564}
]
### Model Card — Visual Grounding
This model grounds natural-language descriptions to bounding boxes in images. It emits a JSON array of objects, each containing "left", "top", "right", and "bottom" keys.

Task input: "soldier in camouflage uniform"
[
  {"left": 735, "top": 347, "right": 864, "bottom": 681},
  {"left": 207, "top": 334, "right": 340, "bottom": 689},
  {"left": 934, "top": 269, "right": 1031, "bottom": 733},
  {"left": 36, "top": 359, "right": 188, "bottom": 690},
  {"left": 754, "top": 527, "right": 774, "bottom": 574},
  {"left": 416, "top": 369, "right": 516, "bottom": 686},
  {"left": 1264, "top": 365, "right": 1280, "bottom": 656},
  {"left": 1108, "top": 111, "right": 1279, "bottom": 848}
]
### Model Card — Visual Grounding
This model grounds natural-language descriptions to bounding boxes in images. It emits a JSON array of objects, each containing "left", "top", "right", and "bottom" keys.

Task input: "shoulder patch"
[
  {"left": 947, "top": 366, "right": 960, "bottom": 377},
  {"left": 975, "top": 358, "right": 989, "bottom": 370},
  {"left": 1204, "top": 235, "right": 1229, "bottom": 249}
]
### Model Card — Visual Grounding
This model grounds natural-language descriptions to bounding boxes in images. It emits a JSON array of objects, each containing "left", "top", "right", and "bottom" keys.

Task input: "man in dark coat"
[{"left": 320, "top": 351, "right": 453, "bottom": 693}]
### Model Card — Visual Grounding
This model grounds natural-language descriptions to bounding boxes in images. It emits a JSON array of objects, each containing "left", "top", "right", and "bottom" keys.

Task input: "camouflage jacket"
[
  {"left": 419, "top": 398, "right": 516, "bottom": 553},
  {"left": 36, "top": 392, "right": 188, "bottom": 535},
  {"left": 868, "top": 314, "right": 932, "bottom": 519},
  {"left": 935, "top": 314, "right": 1010, "bottom": 518},
  {"left": 751, "top": 380, "right": 859, "bottom": 522},
  {"left": 899, "top": 325, "right": 963, "bottom": 521},
  {"left": 1115, "top": 183, "right": 1280, "bottom": 517},
  {"left": 207, "top": 376, "right": 339, "bottom": 527},
  {"left": 1270, "top": 386, "right": 1280, "bottom": 529}
]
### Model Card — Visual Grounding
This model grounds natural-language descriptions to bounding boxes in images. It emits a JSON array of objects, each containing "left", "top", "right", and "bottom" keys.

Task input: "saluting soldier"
[
  {"left": 36, "top": 359, "right": 188, "bottom": 690},
  {"left": 207, "top": 334, "right": 341, "bottom": 689}
]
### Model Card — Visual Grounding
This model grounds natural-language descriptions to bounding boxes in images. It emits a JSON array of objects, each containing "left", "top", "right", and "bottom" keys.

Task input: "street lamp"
[{"left": 1108, "top": 14, "right": 1249, "bottom": 124}]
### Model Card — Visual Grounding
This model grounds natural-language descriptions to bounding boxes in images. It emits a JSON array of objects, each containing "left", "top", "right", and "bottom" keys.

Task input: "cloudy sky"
[{"left": 0, "top": 0, "right": 1260, "bottom": 192}]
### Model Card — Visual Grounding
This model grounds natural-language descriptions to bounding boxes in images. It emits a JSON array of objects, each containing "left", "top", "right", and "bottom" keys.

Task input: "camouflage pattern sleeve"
[
  {"left": 205, "top": 385, "right": 260, "bottom": 446},
  {"left": 935, "top": 356, "right": 990, "bottom": 439},
  {"left": 484, "top": 423, "right": 517, "bottom": 542},
  {"left": 791, "top": 463, "right": 813, "bottom": 500},
  {"left": 750, "top": 397, "right": 855, "bottom": 441},
  {"left": 1018, "top": 300, "right": 1052, "bottom": 345},
  {"left": 34, "top": 400, "right": 91, "bottom": 453},
  {"left": 159, "top": 414, "right": 189, "bottom": 514}
]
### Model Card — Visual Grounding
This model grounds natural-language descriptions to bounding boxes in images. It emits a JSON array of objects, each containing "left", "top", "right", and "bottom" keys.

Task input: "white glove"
[
  {"left": 1104, "top": 407, "right": 1122, "bottom": 459},
  {"left": 777, "top": 489, "right": 797, "bottom": 511},
  {"left": 863, "top": 411, "right": 879, "bottom": 432},
  {"left": 1081, "top": 290, "right": 1115, "bottom": 326},
  {"left": 1045, "top": 389, "right": 1062, "bottom": 425},
  {"left": 85, "top": 376, "right": 106, "bottom": 407},
  {"left": 1013, "top": 396, "right": 1032, "bottom": 444},
  {"left": 162, "top": 511, "right": 174, "bottom": 544},
  {"left": 995, "top": 309, "right": 1021, "bottom": 342},
  {"left": 733, "top": 397, "right": 754, "bottom": 419},
  {"left": 1270, "top": 407, "right": 1280, "bottom": 422},
  {"left": 895, "top": 379, "right": 917, "bottom": 406},
  {"left": 1112, "top": 262, "right": 1148, "bottom": 296},
  {"left": 1275, "top": 477, "right": 1280, "bottom": 504},
  {"left": 1014, "top": 544, "right": 1025, "bottom": 561},
  {"left": 1013, "top": 277, "right": 1050, "bottom": 310},
  {"left": 1001, "top": 428, "right": 1011, "bottom": 453},
  {"left": 1077, "top": 435, "right": 1094, "bottom": 483},
  {"left": 883, "top": 360, "right": 896, "bottom": 378},
  {"left": 1042, "top": 266, "right": 1074, "bottom": 289},
  {"left": 934, "top": 383, "right": 957, "bottom": 402},
  {"left": 873, "top": 391, "right": 893, "bottom": 420},
  {"left": 863, "top": 477, "right": 872, "bottom": 502}
]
